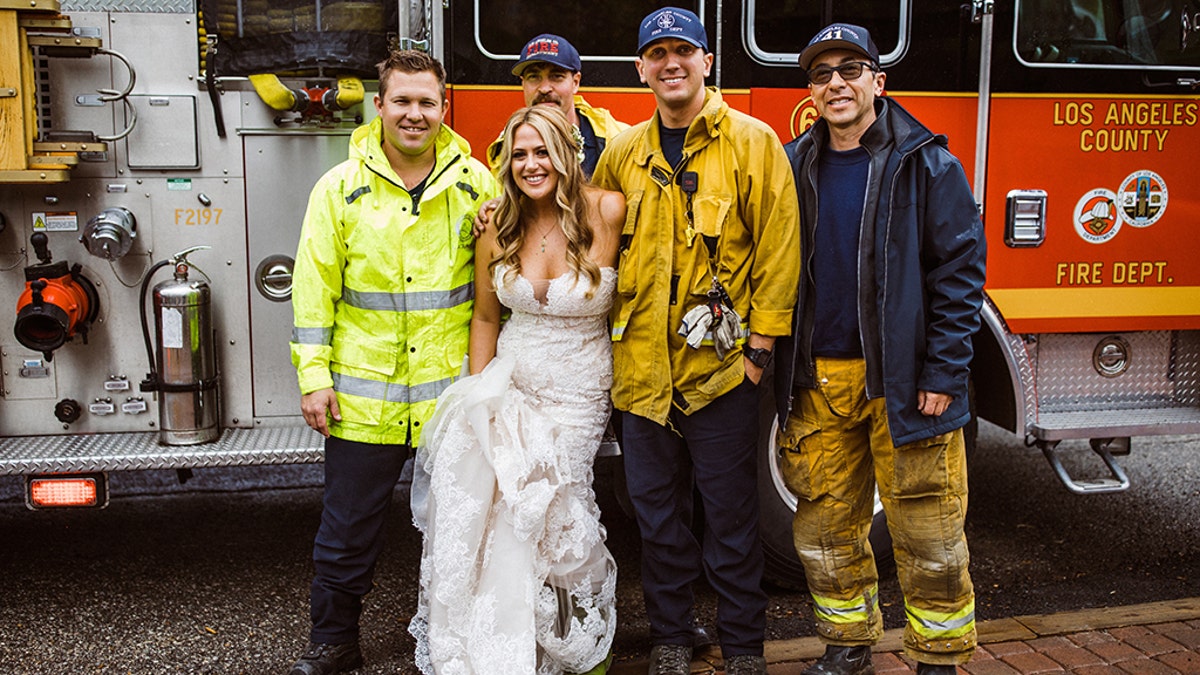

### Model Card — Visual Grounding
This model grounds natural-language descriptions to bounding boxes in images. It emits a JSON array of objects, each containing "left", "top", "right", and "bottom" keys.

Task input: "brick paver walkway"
[{"left": 611, "top": 598, "right": 1200, "bottom": 674}]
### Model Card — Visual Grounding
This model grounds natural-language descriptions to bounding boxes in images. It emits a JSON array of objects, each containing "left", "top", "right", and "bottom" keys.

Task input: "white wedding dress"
[{"left": 410, "top": 264, "right": 618, "bottom": 675}]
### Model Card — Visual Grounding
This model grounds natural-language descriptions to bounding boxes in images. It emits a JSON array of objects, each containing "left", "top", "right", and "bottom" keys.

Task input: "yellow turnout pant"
[{"left": 778, "top": 358, "right": 975, "bottom": 666}]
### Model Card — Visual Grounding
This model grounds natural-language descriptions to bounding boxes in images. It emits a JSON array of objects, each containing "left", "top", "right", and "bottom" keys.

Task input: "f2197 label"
[{"left": 174, "top": 208, "right": 223, "bottom": 226}]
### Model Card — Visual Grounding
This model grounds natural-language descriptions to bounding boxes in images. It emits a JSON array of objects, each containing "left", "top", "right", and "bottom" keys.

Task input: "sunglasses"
[{"left": 806, "top": 61, "right": 878, "bottom": 85}]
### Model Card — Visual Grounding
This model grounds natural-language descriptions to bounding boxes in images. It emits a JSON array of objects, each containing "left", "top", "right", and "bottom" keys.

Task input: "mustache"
[{"left": 532, "top": 93, "right": 561, "bottom": 105}]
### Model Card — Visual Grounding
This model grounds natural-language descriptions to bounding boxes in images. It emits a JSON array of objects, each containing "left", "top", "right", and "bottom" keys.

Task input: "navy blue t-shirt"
[
  {"left": 658, "top": 120, "right": 687, "bottom": 169},
  {"left": 579, "top": 114, "right": 600, "bottom": 178},
  {"left": 811, "top": 146, "right": 869, "bottom": 358}
]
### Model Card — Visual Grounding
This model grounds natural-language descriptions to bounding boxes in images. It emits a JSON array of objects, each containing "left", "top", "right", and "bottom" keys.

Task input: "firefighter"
[
  {"left": 774, "top": 23, "right": 987, "bottom": 675},
  {"left": 590, "top": 8, "right": 800, "bottom": 675},
  {"left": 287, "top": 49, "right": 498, "bottom": 675},
  {"left": 487, "top": 33, "right": 627, "bottom": 177}
]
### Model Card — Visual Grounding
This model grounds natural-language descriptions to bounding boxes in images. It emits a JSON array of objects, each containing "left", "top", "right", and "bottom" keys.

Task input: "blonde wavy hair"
[{"left": 490, "top": 106, "right": 601, "bottom": 296}]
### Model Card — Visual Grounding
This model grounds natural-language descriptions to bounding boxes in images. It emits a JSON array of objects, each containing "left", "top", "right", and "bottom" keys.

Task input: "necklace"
[{"left": 532, "top": 221, "right": 559, "bottom": 253}]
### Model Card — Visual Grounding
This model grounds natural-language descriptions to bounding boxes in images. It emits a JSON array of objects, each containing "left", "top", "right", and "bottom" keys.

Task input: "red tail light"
[{"left": 26, "top": 473, "right": 108, "bottom": 509}]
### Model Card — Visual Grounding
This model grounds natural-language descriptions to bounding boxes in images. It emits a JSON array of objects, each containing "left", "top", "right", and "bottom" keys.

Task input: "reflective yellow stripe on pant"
[{"left": 778, "top": 357, "right": 976, "bottom": 665}]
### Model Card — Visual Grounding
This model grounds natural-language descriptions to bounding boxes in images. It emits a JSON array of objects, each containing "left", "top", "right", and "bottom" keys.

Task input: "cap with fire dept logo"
[
  {"left": 637, "top": 7, "right": 709, "bottom": 55},
  {"left": 798, "top": 22, "right": 880, "bottom": 70},
  {"left": 512, "top": 34, "right": 582, "bottom": 76}
]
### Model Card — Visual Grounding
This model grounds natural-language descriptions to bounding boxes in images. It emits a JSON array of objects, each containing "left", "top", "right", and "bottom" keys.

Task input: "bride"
[{"left": 409, "top": 105, "right": 625, "bottom": 675}]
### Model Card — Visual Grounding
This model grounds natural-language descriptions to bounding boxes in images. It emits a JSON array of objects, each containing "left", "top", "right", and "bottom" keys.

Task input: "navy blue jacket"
[{"left": 776, "top": 97, "right": 987, "bottom": 446}]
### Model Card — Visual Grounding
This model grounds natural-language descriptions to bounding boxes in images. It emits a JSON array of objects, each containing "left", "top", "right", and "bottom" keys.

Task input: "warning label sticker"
[{"left": 32, "top": 212, "right": 79, "bottom": 232}]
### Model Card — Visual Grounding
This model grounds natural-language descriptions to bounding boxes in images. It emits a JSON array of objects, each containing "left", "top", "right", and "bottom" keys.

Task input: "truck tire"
[{"left": 757, "top": 380, "right": 894, "bottom": 590}]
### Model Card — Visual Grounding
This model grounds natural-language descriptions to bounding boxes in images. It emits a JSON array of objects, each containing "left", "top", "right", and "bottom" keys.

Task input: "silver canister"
[{"left": 153, "top": 264, "right": 220, "bottom": 445}]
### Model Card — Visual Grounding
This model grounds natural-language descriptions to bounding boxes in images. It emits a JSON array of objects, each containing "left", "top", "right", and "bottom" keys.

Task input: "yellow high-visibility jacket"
[
  {"left": 592, "top": 88, "right": 800, "bottom": 425},
  {"left": 291, "top": 117, "right": 499, "bottom": 446}
]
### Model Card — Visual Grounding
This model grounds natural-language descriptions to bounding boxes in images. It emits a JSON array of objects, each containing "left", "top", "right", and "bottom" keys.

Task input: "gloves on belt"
[{"left": 678, "top": 301, "right": 744, "bottom": 360}]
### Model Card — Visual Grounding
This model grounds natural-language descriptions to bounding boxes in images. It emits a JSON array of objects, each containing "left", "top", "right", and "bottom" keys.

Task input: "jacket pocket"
[
  {"left": 330, "top": 333, "right": 398, "bottom": 378},
  {"left": 687, "top": 194, "right": 734, "bottom": 297},
  {"left": 692, "top": 193, "right": 732, "bottom": 241},
  {"left": 443, "top": 333, "right": 471, "bottom": 376},
  {"left": 616, "top": 190, "right": 643, "bottom": 297},
  {"left": 329, "top": 333, "right": 395, "bottom": 424},
  {"left": 777, "top": 417, "right": 824, "bottom": 501},
  {"left": 610, "top": 296, "right": 634, "bottom": 343}
]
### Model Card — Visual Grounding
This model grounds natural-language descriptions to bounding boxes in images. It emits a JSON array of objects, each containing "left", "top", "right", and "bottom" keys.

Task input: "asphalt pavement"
[{"left": 1, "top": 422, "right": 1198, "bottom": 673}]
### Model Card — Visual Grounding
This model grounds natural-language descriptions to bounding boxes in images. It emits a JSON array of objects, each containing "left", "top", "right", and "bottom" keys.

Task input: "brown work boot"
[
  {"left": 725, "top": 654, "right": 768, "bottom": 675},
  {"left": 648, "top": 643, "right": 692, "bottom": 675},
  {"left": 801, "top": 645, "right": 874, "bottom": 675}
]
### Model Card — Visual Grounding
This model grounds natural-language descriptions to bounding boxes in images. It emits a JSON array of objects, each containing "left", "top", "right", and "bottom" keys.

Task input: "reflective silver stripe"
[
  {"left": 342, "top": 282, "right": 474, "bottom": 312},
  {"left": 812, "top": 587, "right": 878, "bottom": 622},
  {"left": 332, "top": 372, "right": 453, "bottom": 403},
  {"left": 908, "top": 608, "right": 976, "bottom": 634},
  {"left": 291, "top": 327, "right": 333, "bottom": 345},
  {"left": 815, "top": 603, "right": 867, "bottom": 620}
]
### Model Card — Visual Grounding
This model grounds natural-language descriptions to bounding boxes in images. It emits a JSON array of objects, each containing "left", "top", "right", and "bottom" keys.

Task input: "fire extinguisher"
[
  {"left": 139, "top": 246, "right": 220, "bottom": 446},
  {"left": 14, "top": 232, "right": 100, "bottom": 361}
]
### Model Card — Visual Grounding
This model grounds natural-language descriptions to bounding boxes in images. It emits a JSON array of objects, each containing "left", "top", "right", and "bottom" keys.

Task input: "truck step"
[
  {"left": 1039, "top": 438, "right": 1131, "bottom": 494},
  {"left": 0, "top": 426, "right": 325, "bottom": 476},
  {"left": 1030, "top": 406, "right": 1200, "bottom": 442}
]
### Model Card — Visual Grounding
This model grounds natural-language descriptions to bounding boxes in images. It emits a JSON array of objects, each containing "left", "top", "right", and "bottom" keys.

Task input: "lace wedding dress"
[{"left": 410, "top": 264, "right": 618, "bottom": 675}]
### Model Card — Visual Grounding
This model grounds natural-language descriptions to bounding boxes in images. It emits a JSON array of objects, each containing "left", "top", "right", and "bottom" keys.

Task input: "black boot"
[
  {"left": 287, "top": 642, "right": 363, "bottom": 675},
  {"left": 915, "top": 664, "right": 958, "bottom": 674},
  {"left": 725, "top": 654, "right": 768, "bottom": 675},
  {"left": 648, "top": 644, "right": 692, "bottom": 675},
  {"left": 801, "top": 645, "right": 874, "bottom": 675}
]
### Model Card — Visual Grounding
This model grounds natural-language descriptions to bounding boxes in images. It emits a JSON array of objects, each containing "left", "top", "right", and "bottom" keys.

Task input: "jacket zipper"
[{"left": 877, "top": 136, "right": 937, "bottom": 395}]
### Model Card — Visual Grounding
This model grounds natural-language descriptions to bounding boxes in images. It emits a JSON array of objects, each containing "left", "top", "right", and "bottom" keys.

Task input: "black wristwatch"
[{"left": 744, "top": 346, "right": 773, "bottom": 368}]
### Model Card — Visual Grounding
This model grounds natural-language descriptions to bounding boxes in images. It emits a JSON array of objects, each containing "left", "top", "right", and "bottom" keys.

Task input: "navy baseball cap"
[
  {"left": 637, "top": 7, "right": 709, "bottom": 55},
  {"left": 512, "top": 34, "right": 581, "bottom": 76},
  {"left": 798, "top": 23, "right": 880, "bottom": 70}
]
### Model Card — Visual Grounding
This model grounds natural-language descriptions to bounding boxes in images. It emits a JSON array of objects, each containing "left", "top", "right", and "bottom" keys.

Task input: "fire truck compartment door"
[{"left": 124, "top": 95, "right": 199, "bottom": 170}]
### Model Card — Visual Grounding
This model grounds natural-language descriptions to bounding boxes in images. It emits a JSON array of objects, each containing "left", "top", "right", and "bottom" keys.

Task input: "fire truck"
[{"left": 1, "top": 1, "right": 1197, "bottom": 585}]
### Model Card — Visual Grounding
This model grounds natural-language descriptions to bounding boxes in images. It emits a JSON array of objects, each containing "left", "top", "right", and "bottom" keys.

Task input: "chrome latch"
[{"left": 972, "top": 0, "right": 995, "bottom": 23}]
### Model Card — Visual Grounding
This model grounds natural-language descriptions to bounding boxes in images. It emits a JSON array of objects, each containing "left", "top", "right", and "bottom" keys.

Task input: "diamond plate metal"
[
  {"left": 1032, "top": 331, "right": 1200, "bottom": 411},
  {"left": 0, "top": 426, "right": 325, "bottom": 475},
  {"left": 1024, "top": 330, "right": 1200, "bottom": 438},
  {"left": 983, "top": 296, "right": 1039, "bottom": 436},
  {"left": 61, "top": 0, "right": 194, "bottom": 12}
]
